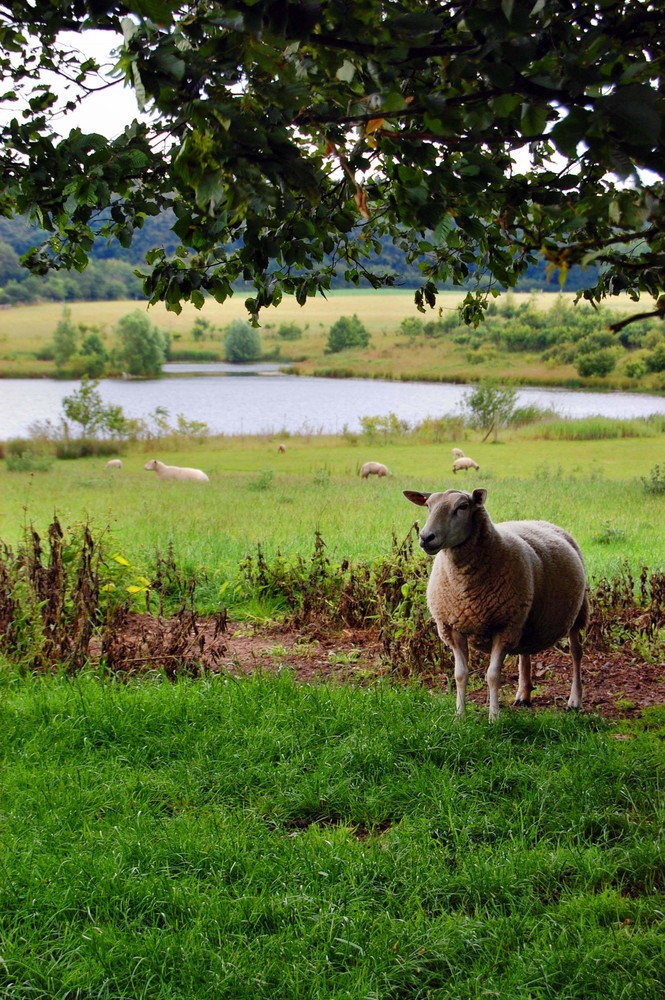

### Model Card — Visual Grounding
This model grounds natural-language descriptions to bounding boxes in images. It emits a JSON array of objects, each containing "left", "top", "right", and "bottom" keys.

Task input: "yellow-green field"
[{"left": 0, "top": 290, "right": 661, "bottom": 387}]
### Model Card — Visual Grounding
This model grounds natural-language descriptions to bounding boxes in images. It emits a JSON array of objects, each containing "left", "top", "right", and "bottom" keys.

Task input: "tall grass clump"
[{"left": 520, "top": 416, "right": 658, "bottom": 440}]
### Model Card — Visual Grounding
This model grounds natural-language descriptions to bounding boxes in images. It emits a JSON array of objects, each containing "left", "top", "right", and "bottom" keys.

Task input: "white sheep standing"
[
  {"left": 404, "top": 487, "right": 588, "bottom": 720},
  {"left": 453, "top": 456, "right": 479, "bottom": 473},
  {"left": 105, "top": 459, "right": 123, "bottom": 469},
  {"left": 451, "top": 447, "right": 465, "bottom": 459},
  {"left": 278, "top": 444, "right": 287, "bottom": 453},
  {"left": 144, "top": 459, "right": 209, "bottom": 483},
  {"left": 360, "top": 461, "right": 391, "bottom": 479}
]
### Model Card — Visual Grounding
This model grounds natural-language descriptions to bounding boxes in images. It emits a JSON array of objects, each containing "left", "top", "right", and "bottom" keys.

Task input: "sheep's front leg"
[
  {"left": 447, "top": 631, "right": 469, "bottom": 716},
  {"left": 487, "top": 640, "right": 508, "bottom": 721},
  {"left": 514, "top": 653, "right": 532, "bottom": 706}
]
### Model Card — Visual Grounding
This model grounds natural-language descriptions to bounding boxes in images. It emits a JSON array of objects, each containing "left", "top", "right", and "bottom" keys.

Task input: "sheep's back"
[
  {"left": 497, "top": 520, "right": 587, "bottom": 652},
  {"left": 427, "top": 518, "right": 587, "bottom": 654}
]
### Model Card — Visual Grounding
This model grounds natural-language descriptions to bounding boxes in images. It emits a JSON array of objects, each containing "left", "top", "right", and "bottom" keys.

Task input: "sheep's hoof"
[
  {"left": 513, "top": 698, "right": 533, "bottom": 708},
  {"left": 565, "top": 704, "right": 582, "bottom": 713}
]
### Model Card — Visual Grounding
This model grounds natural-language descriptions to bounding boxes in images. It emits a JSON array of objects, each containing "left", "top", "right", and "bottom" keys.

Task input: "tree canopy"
[{"left": 1, "top": 1, "right": 663, "bottom": 325}]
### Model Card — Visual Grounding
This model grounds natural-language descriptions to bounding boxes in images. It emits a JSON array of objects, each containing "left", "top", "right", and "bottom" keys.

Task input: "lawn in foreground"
[{"left": 0, "top": 671, "right": 662, "bottom": 999}]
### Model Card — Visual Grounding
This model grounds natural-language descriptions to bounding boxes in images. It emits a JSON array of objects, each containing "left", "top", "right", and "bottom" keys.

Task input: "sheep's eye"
[{"left": 455, "top": 502, "right": 469, "bottom": 513}]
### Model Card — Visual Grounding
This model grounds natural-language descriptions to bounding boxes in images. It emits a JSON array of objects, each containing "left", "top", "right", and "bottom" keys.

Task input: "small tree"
[
  {"left": 53, "top": 306, "right": 79, "bottom": 373},
  {"left": 463, "top": 381, "right": 517, "bottom": 441},
  {"left": 326, "top": 314, "right": 370, "bottom": 353},
  {"left": 224, "top": 320, "right": 261, "bottom": 362},
  {"left": 62, "top": 378, "right": 127, "bottom": 438},
  {"left": 115, "top": 310, "right": 167, "bottom": 377}
]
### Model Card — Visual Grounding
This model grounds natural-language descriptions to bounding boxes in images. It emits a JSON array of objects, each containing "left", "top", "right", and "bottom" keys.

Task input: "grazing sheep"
[
  {"left": 105, "top": 459, "right": 123, "bottom": 469},
  {"left": 144, "top": 459, "right": 209, "bottom": 483},
  {"left": 278, "top": 444, "right": 287, "bottom": 453},
  {"left": 403, "top": 487, "right": 589, "bottom": 720},
  {"left": 452, "top": 456, "right": 479, "bottom": 473},
  {"left": 360, "top": 461, "right": 391, "bottom": 479},
  {"left": 451, "top": 448, "right": 465, "bottom": 459}
]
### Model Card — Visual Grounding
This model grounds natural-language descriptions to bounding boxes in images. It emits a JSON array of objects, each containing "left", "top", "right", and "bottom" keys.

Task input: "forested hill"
[{"left": 0, "top": 212, "right": 598, "bottom": 306}]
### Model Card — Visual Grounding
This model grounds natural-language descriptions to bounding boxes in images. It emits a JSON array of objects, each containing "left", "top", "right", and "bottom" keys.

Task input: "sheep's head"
[
  {"left": 144, "top": 459, "right": 159, "bottom": 472},
  {"left": 403, "top": 488, "right": 488, "bottom": 554}
]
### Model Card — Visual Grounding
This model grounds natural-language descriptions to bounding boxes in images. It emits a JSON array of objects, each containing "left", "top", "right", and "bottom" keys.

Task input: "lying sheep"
[
  {"left": 360, "top": 461, "right": 391, "bottom": 479},
  {"left": 105, "top": 459, "right": 123, "bottom": 469},
  {"left": 451, "top": 447, "right": 465, "bottom": 459},
  {"left": 144, "top": 459, "right": 209, "bottom": 483},
  {"left": 403, "top": 487, "right": 588, "bottom": 720},
  {"left": 453, "top": 456, "right": 479, "bottom": 473}
]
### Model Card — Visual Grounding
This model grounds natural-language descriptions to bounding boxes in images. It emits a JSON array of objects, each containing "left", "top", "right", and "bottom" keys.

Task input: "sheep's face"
[
  {"left": 144, "top": 460, "right": 158, "bottom": 472},
  {"left": 404, "top": 488, "right": 488, "bottom": 554}
]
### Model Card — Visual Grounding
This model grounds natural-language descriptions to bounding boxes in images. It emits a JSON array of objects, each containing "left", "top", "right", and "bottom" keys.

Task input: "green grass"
[
  {"left": 1, "top": 434, "right": 664, "bottom": 616},
  {"left": 0, "top": 671, "right": 662, "bottom": 999}
]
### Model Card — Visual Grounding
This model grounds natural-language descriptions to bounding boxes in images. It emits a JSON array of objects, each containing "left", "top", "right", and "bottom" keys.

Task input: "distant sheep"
[
  {"left": 403, "top": 487, "right": 588, "bottom": 720},
  {"left": 278, "top": 444, "right": 287, "bottom": 453},
  {"left": 105, "top": 459, "right": 123, "bottom": 469},
  {"left": 453, "top": 456, "right": 479, "bottom": 473},
  {"left": 451, "top": 448, "right": 465, "bottom": 459},
  {"left": 144, "top": 459, "right": 209, "bottom": 483},
  {"left": 360, "top": 461, "right": 391, "bottom": 479}
]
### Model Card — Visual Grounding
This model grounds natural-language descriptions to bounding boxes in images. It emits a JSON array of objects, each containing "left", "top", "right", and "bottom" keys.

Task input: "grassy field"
[
  {"left": 0, "top": 671, "right": 662, "bottom": 999},
  {"left": 1, "top": 290, "right": 662, "bottom": 388},
  {"left": 1, "top": 433, "right": 664, "bottom": 615}
]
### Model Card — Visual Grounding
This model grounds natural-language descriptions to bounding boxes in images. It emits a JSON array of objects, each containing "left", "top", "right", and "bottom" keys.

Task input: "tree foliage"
[
  {"left": 326, "top": 314, "right": 371, "bottom": 353},
  {"left": 115, "top": 310, "right": 167, "bottom": 376},
  {"left": 1, "top": 1, "right": 664, "bottom": 327},
  {"left": 224, "top": 320, "right": 262, "bottom": 362}
]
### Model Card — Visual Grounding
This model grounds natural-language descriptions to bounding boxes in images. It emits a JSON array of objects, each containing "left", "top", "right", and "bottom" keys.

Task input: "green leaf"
[{"left": 520, "top": 103, "right": 549, "bottom": 138}]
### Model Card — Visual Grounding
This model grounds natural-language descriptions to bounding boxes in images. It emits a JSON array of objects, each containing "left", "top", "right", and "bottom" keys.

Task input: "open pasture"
[{"left": 0, "top": 433, "right": 663, "bottom": 614}]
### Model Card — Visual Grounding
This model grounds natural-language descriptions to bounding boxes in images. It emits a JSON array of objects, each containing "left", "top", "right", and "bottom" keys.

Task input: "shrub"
[
  {"left": 224, "top": 320, "right": 262, "bottom": 362},
  {"left": 326, "top": 314, "right": 370, "bottom": 353},
  {"left": 277, "top": 322, "right": 303, "bottom": 341},
  {"left": 575, "top": 349, "right": 617, "bottom": 377}
]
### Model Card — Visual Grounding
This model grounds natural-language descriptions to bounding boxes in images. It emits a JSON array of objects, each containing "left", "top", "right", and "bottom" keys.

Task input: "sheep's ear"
[
  {"left": 472, "top": 488, "right": 487, "bottom": 506},
  {"left": 403, "top": 490, "right": 431, "bottom": 507}
]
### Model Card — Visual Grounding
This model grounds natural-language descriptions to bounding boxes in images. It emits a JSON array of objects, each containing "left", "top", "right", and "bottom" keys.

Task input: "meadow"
[
  {"left": 1, "top": 424, "right": 664, "bottom": 998},
  {"left": 1, "top": 289, "right": 662, "bottom": 389}
]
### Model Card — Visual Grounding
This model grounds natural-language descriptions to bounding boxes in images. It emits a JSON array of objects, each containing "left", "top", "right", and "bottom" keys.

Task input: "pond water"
[{"left": 1, "top": 365, "right": 664, "bottom": 439}]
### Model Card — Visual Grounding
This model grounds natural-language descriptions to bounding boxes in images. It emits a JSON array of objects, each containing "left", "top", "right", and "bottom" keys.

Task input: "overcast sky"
[{"left": 49, "top": 29, "right": 144, "bottom": 139}]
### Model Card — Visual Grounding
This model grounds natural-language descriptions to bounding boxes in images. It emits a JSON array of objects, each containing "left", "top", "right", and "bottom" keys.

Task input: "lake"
[{"left": 1, "top": 365, "right": 665, "bottom": 439}]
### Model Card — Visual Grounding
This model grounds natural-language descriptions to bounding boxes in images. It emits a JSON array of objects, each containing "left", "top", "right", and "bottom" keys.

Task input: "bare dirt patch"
[{"left": 103, "top": 613, "right": 664, "bottom": 720}]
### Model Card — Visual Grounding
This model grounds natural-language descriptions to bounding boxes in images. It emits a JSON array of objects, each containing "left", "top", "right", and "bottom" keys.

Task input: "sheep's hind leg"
[
  {"left": 513, "top": 653, "right": 533, "bottom": 707},
  {"left": 566, "top": 626, "right": 584, "bottom": 711}
]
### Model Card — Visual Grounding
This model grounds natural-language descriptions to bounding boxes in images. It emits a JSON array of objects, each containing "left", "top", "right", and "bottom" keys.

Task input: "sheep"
[
  {"left": 278, "top": 444, "right": 287, "bottom": 453},
  {"left": 105, "top": 459, "right": 123, "bottom": 469},
  {"left": 403, "top": 487, "right": 589, "bottom": 720},
  {"left": 360, "top": 461, "right": 391, "bottom": 479},
  {"left": 451, "top": 447, "right": 465, "bottom": 459},
  {"left": 452, "top": 456, "right": 479, "bottom": 473},
  {"left": 144, "top": 459, "right": 209, "bottom": 483}
]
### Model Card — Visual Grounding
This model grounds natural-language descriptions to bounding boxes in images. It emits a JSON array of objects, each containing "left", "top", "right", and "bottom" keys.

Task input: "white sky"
[{"left": 46, "top": 29, "right": 144, "bottom": 139}]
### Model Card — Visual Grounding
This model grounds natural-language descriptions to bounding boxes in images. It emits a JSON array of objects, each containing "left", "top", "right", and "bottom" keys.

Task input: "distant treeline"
[{"left": 0, "top": 212, "right": 599, "bottom": 306}]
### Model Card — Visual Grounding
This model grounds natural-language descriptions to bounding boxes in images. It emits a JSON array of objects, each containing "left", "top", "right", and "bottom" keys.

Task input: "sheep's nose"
[{"left": 419, "top": 530, "right": 436, "bottom": 550}]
